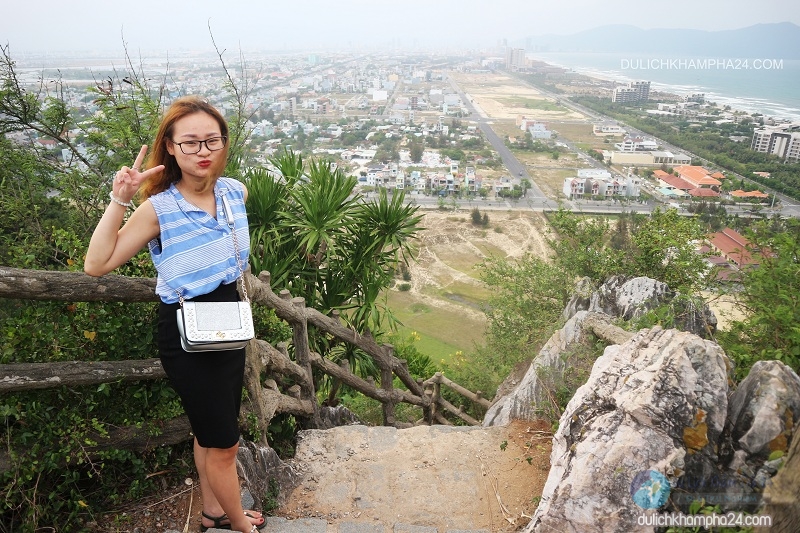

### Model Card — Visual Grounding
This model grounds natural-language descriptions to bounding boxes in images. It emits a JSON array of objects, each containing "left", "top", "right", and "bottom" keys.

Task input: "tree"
[
  {"left": 245, "top": 150, "right": 423, "bottom": 387},
  {"left": 719, "top": 220, "right": 800, "bottom": 375},
  {"left": 410, "top": 141, "right": 424, "bottom": 163},
  {"left": 470, "top": 207, "right": 482, "bottom": 225},
  {"left": 629, "top": 208, "right": 707, "bottom": 292},
  {"left": 0, "top": 137, "right": 73, "bottom": 268},
  {"left": 548, "top": 208, "right": 622, "bottom": 283},
  {"left": 445, "top": 254, "right": 573, "bottom": 399}
]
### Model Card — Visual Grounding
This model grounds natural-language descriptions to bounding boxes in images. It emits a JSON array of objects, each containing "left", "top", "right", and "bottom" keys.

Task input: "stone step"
[
  {"left": 189, "top": 482, "right": 491, "bottom": 533},
  {"left": 204, "top": 519, "right": 489, "bottom": 532}
]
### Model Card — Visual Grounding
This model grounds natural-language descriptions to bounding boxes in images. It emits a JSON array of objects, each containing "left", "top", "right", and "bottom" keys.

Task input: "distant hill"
[{"left": 525, "top": 22, "right": 800, "bottom": 59}]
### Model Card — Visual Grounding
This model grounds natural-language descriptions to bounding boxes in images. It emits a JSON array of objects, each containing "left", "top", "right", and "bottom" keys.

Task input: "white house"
[
  {"left": 614, "top": 136, "right": 659, "bottom": 152},
  {"left": 528, "top": 123, "right": 553, "bottom": 139},
  {"left": 593, "top": 123, "right": 625, "bottom": 136},
  {"left": 577, "top": 169, "right": 612, "bottom": 180}
]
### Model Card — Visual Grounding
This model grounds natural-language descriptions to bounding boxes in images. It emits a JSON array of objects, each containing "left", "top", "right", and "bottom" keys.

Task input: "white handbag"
[
  {"left": 175, "top": 195, "right": 254, "bottom": 352},
  {"left": 176, "top": 300, "right": 253, "bottom": 352}
]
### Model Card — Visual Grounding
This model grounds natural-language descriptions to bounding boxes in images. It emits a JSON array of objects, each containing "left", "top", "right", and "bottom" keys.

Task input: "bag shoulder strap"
[{"left": 221, "top": 194, "right": 249, "bottom": 303}]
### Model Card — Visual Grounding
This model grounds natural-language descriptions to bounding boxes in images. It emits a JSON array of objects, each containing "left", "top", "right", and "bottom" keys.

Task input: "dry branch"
[
  {"left": 424, "top": 372, "right": 492, "bottom": 409},
  {"left": 0, "top": 267, "right": 157, "bottom": 302},
  {"left": 0, "top": 359, "right": 165, "bottom": 392},
  {"left": 583, "top": 312, "right": 634, "bottom": 345}
]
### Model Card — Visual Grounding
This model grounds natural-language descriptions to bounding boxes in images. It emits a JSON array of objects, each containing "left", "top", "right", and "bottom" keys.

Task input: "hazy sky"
[{"left": 2, "top": 0, "right": 799, "bottom": 53}]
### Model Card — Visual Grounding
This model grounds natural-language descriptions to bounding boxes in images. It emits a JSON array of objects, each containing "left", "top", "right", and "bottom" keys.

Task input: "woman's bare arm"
[{"left": 84, "top": 145, "right": 164, "bottom": 277}]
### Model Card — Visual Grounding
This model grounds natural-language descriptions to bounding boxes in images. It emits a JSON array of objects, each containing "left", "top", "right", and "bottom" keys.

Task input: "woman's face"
[{"left": 166, "top": 111, "right": 226, "bottom": 183}]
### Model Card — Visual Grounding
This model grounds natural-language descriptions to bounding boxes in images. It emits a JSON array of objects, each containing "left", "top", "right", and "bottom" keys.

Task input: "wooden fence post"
[
  {"left": 291, "top": 296, "right": 321, "bottom": 428},
  {"left": 431, "top": 372, "right": 441, "bottom": 422},
  {"left": 380, "top": 344, "right": 396, "bottom": 427}
]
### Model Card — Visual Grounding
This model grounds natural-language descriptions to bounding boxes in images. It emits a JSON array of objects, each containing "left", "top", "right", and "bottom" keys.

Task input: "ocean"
[{"left": 528, "top": 52, "right": 800, "bottom": 123}]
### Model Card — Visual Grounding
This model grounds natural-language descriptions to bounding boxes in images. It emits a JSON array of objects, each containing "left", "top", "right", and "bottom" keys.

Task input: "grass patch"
[
  {"left": 432, "top": 247, "right": 485, "bottom": 280},
  {"left": 521, "top": 162, "right": 585, "bottom": 197},
  {"left": 491, "top": 120, "right": 526, "bottom": 139},
  {"left": 386, "top": 289, "right": 485, "bottom": 364},
  {"left": 550, "top": 121, "right": 620, "bottom": 151},
  {"left": 433, "top": 280, "right": 493, "bottom": 308},
  {"left": 409, "top": 302, "right": 430, "bottom": 313},
  {"left": 496, "top": 96, "right": 565, "bottom": 112},
  {"left": 473, "top": 241, "right": 506, "bottom": 258}
]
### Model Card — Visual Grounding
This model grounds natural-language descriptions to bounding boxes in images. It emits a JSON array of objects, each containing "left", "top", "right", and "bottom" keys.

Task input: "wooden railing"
[{"left": 0, "top": 267, "right": 490, "bottom": 458}]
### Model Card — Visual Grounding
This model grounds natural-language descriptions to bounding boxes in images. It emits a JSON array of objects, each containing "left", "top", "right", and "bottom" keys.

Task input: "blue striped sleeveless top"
[{"left": 148, "top": 177, "right": 250, "bottom": 304}]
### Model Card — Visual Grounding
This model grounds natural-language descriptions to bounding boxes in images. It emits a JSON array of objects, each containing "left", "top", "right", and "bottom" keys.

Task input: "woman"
[{"left": 85, "top": 96, "right": 265, "bottom": 533}]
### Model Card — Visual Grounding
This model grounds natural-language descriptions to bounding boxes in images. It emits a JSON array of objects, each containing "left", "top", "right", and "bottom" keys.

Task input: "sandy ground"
[
  {"left": 701, "top": 291, "right": 747, "bottom": 331},
  {"left": 406, "top": 210, "right": 551, "bottom": 318},
  {"left": 450, "top": 72, "right": 584, "bottom": 120}
]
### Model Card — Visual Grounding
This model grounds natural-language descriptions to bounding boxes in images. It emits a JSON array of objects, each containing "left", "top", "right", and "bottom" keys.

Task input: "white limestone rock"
[{"left": 525, "top": 327, "right": 731, "bottom": 533}]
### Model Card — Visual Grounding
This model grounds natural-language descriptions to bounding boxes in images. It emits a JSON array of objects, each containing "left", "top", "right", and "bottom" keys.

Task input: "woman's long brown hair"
[{"left": 139, "top": 96, "right": 230, "bottom": 199}]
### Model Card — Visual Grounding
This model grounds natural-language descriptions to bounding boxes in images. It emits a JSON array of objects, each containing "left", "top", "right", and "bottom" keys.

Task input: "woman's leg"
[{"left": 195, "top": 439, "right": 264, "bottom": 532}]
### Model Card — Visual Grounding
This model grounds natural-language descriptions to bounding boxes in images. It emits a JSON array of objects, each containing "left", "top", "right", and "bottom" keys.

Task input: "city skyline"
[{"left": 2, "top": 0, "right": 799, "bottom": 54}]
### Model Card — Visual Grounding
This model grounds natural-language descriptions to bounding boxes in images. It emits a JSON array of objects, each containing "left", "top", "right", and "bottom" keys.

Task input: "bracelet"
[{"left": 109, "top": 191, "right": 134, "bottom": 208}]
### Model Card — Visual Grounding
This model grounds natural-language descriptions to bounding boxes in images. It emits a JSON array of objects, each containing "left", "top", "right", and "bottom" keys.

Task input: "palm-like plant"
[{"left": 244, "top": 150, "right": 423, "bottom": 391}]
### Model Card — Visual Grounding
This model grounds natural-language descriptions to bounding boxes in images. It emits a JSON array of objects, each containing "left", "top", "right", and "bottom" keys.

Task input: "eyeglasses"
[{"left": 170, "top": 136, "right": 228, "bottom": 154}]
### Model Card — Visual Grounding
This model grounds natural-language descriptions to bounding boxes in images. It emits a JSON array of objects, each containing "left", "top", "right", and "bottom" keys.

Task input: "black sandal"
[
  {"left": 200, "top": 512, "right": 231, "bottom": 532},
  {"left": 200, "top": 511, "right": 266, "bottom": 532}
]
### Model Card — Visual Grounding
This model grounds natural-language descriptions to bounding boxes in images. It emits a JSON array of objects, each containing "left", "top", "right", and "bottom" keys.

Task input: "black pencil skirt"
[{"left": 158, "top": 282, "right": 245, "bottom": 449}]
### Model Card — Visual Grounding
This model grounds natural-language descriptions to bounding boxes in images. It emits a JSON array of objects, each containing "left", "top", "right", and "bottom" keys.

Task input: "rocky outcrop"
[
  {"left": 726, "top": 360, "right": 800, "bottom": 460},
  {"left": 525, "top": 327, "right": 732, "bottom": 533},
  {"left": 564, "top": 276, "right": 717, "bottom": 338},
  {"left": 237, "top": 439, "right": 302, "bottom": 509},
  {"left": 319, "top": 404, "right": 362, "bottom": 429},
  {"left": 483, "top": 311, "right": 628, "bottom": 427},
  {"left": 757, "top": 416, "right": 800, "bottom": 532},
  {"left": 722, "top": 360, "right": 800, "bottom": 511}
]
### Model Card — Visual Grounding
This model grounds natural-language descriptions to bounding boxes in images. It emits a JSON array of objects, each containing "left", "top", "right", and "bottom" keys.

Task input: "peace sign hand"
[{"left": 112, "top": 145, "right": 165, "bottom": 204}]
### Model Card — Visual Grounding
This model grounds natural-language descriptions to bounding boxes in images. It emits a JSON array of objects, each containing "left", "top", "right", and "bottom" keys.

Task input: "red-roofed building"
[
  {"left": 697, "top": 244, "right": 741, "bottom": 282},
  {"left": 674, "top": 165, "right": 722, "bottom": 189},
  {"left": 708, "top": 228, "right": 758, "bottom": 268},
  {"left": 36, "top": 138, "right": 58, "bottom": 150},
  {"left": 731, "top": 189, "right": 769, "bottom": 199},
  {"left": 656, "top": 172, "right": 694, "bottom": 192},
  {"left": 688, "top": 188, "right": 720, "bottom": 198}
]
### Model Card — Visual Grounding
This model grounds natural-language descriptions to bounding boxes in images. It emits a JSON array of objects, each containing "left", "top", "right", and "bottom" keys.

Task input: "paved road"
[{"left": 446, "top": 74, "right": 548, "bottom": 200}]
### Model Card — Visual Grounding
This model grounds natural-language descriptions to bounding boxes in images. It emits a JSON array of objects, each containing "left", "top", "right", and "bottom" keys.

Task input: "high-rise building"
[
  {"left": 631, "top": 81, "right": 650, "bottom": 102},
  {"left": 751, "top": 125, "right": 800, "bottom": 163},
  {"left": 506, "top": 48, "right": 526, "bottom": 71},
  {"left": 612, "top": 86, "right": 637, "bottom": 104},
  {"left": 612, "top": 81, "right": 651, "bottom": 104}
]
